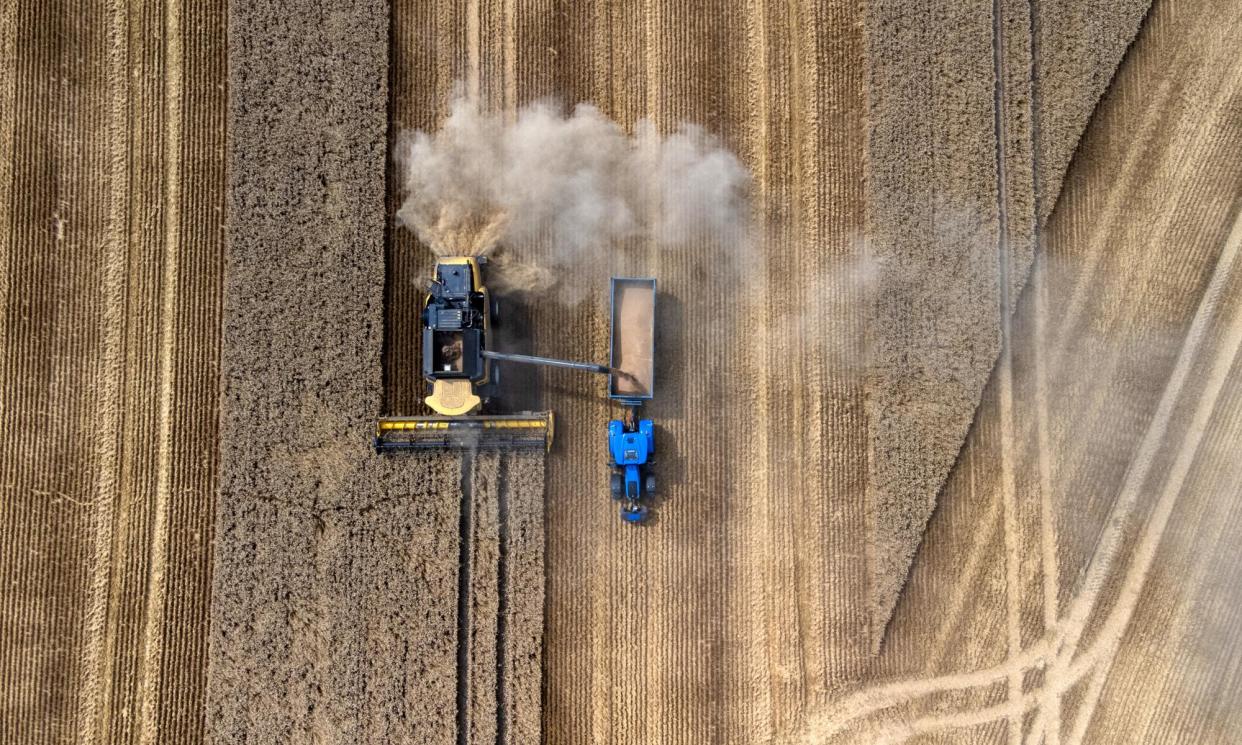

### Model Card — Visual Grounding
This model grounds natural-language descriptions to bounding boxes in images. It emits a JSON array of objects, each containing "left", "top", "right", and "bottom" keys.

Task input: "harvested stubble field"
[{"left": 2, "top": 0, "right": 1241, "bottom": 743}]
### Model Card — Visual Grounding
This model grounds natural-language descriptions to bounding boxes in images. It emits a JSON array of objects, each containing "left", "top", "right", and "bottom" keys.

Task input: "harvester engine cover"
[{"left": 423, "top": 260, "right": 488, "bottom": 384}]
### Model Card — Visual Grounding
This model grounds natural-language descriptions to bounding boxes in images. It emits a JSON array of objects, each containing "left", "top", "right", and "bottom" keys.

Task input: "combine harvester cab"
[
  {"left": 420, "top": 257, "right": 493, "bottom": 416},
  {"left": 607, "top": 277, "right": 657, "bottom": 524}
]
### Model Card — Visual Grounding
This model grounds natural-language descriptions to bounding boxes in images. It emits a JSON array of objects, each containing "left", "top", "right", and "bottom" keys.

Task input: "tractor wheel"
[
  {"left": 610, "top": 473, "right": 623, "bottom": 497},
  {"left": 644, "top": 473, "right": 656, "bottom": 495}
]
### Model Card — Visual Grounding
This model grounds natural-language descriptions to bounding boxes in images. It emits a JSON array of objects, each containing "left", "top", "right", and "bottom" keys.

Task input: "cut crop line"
[
  {"left": 77, "top": 1, "right": 129, "bottom": 740},
  {"left": 501, "top": 0, "right": 515, "bottom": 114},
  {"left": 465, "top": 0, "right": 480, "bottom": 103},
  {"left": 743, "top": 0, "right": 780, "bottom": 737},
  {"left": 496, "top": 455, "right": 510, "bottom": 745},
  {"left": 999, "top": 315, "right": 1022, "bottom": 745},
  {"left": 642, "top": 0, "right": 660, "bottom": 127},
  {"left": 457, "top": 453, "right": 474, "bottom": 745},
  {"left": 136, "top": 0, "right": 184, "bottom": 739},
  {"left": 1023, "top": 32, "right": 1052, "bottom": 714},
  {"left": 0, "top": 0, "right": 16, "bottom": 348},
  {"left": 1032, "top": 249, "right": 1061, "bottom": 745},
  {"left": 991, "top": 0, "right": 1023, "bottom": 738}
]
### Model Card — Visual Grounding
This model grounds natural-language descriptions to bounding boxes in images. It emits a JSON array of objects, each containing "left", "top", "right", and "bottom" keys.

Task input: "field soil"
[
  {"left": 0, "top": 0, "right": 225, "bottom": 742},
  {"left": 805, "top": 1, "right": 1242, "bottom": 740},
  {"left": 385, "top": 1, "right": 1183, "bottom": 743},
  {"left": 2, "top": 0, "right": 1241, "bottom": 743}
]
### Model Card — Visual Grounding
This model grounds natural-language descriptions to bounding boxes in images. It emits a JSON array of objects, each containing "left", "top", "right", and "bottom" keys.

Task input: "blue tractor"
[
  {"left": 607, "top": 278, "right": 657, "bottom": 524},
  {"left": 608, "top": 411, "right": 655, "bottom": 523}
]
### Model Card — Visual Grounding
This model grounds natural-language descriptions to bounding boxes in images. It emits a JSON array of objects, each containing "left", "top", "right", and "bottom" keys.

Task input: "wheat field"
[{"left": 2, "top": 0, "right": 1240, "bottom": 743}]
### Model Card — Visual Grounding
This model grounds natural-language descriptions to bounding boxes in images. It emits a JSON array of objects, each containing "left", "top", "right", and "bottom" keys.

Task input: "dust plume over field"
[
  {"left": 392, "top": 92, "right": 753, "bottom": 297},
  {"left": 385, "top": 1, "right": 1180, "bottom": 743}
]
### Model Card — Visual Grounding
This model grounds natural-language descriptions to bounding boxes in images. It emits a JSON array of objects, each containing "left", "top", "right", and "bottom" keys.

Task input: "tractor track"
[
  {"left": 456, "top": 453, "right": 474, "bottom": 745},
  {"left": 494, "top": 455, "right": 511, "bottom": 745},
  {"left": 797, "top": 2, "right": 1242, "bottom": 741}
]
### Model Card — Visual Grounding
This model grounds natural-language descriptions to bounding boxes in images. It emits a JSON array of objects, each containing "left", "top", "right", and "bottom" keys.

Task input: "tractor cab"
[{"left": 608, "top": 416, "right": 656, "bottom": 523}]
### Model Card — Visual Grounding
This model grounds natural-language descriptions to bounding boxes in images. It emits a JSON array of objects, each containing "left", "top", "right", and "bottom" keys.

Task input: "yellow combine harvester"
[{"left": 374, "top": 256, "right": 613, "bottom": 452}]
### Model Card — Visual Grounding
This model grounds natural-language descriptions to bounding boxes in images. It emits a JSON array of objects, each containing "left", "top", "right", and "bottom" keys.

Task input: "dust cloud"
[{"left": 393, "top": 91, "right": 753, "bottom": 297}]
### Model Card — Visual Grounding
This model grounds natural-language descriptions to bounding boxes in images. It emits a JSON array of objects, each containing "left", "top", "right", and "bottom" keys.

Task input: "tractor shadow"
[
  {"left": 634, "top": 289, "right": 684, "bottom": 527},
  {"left": 651, "top": 289, "right": 684, "bottom": 422},
  {"left": 629, "top": 421, "right": 679, "bottom": 528}
]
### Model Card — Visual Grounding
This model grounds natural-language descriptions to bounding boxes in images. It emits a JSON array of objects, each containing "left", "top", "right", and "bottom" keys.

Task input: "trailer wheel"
[{"left": 644, "top": 473, "right": 656, "bottom": 495}]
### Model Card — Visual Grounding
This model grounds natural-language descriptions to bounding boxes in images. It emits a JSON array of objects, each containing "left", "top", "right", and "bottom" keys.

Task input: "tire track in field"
[
  {"left": 801, "top": 2, "right": 1242, "bottom": 739},
  {"left": 1058, "top": 210, "right": 1242, "bottom": 744},
  {"left": 1032, "top": 247, "right": 1062, "bottom": 745},
  {"left": 450, "top": 449, "right": 543, "bottom": 745},
  {"left": 880, "top": 257, "right": 1240, "bottom": 742},
  {"left": 1025, "top": 0, "right": 1067, "bottom": 728},
  {"left": 456, "top": 454, "right": 475, "bottom": 745},
  {"left": 800, "top": 102, "right": 1242, "bottom": 745},
  {"left": 1040, "top": 23, "right": 1242, "bottom": 739},
  {"left": 77, "top": 0, "right": 130, "bottom": 738},
  {"left": 862, "top": 648, "right": 1100, "bottom": 745},
  {"left": 136, "top": 0, "right": 186, "bottom": 738},
  {"left": 990, "top": 0, "right": 1025, "bottom": 740}
]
